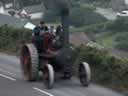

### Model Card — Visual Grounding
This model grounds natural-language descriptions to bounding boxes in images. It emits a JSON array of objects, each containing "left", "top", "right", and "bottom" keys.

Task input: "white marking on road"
[
  {"left": 33, "top": 87, "right": 54, "bottom": 96},
  {"left": 0, "top": 73, "right": 16, "bottom": 81}
]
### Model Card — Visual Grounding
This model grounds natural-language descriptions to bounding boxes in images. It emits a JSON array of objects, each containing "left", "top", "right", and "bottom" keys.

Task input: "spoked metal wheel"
[
  {"left": 44, "top": 64, "right": 54, "bottom": 89},
  {"left": 20, "top": 44, "right": 39, "bottom": 81},
  {"left": 79, "top": 62, "right": 91, "bottom": 86}
]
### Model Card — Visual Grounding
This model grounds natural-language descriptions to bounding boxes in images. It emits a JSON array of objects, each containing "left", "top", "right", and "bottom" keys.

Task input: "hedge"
[
  {"left": 75, "top": 45, "right": 128, "bottom": 92},
  {"left": 0, "top": 25, "right": 31, "bottom": 53}
]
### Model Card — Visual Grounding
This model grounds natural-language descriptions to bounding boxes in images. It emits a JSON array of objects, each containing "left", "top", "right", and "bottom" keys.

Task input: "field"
[{"left": 96, "top": 32, "right": 116, "bottom": 48}]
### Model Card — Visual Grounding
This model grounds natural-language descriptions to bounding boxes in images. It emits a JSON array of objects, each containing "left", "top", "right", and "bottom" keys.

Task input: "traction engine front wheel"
[
  {"left": 79, "top": 62, "right": 91, "bottom": 86},
  {"left": 43, "top": 64, "right": 54, "bottom": 89}
]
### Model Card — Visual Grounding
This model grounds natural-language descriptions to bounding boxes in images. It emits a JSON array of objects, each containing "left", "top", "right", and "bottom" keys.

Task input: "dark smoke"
[
  {"left": 42, "top": 0, "right": 70, "bottom": 10},
  {"left": 42, "top": 0, "right": 71, "bottom": 47}
]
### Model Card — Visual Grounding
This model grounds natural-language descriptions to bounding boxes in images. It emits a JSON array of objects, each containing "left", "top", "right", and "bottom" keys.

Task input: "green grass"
[
  {"left": 96, "top": 34, "right": 115, "bottom": 48},
  {"left": 96, "top": 32, "right": 128, "bottom": 49},
  {"left": 70, "top": 21, "right": 111, "bottom": 33}
]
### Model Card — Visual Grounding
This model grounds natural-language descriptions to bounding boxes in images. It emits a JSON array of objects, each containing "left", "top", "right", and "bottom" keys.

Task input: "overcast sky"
[{"left": 125, "top": 0, "right": 128, "bottom": 4}]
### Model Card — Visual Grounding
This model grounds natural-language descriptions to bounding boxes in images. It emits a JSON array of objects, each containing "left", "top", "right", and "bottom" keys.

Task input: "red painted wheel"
[
  {"left": 21, "top": 46, "right": 31, "bottom": 81},
  {"left": 20, "top": 44, "right": 39, "bottom": 81}
]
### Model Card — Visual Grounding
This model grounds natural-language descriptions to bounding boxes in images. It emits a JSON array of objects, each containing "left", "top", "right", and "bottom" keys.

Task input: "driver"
[
  {"left": 32, "top": 21, "right": 55, "bottom": 53},
  {"left": 32, "top": 21, "right": 49, "bottom": 53},
  {"left": 32, "top": 21, "right": 48, "bottom": 37}
]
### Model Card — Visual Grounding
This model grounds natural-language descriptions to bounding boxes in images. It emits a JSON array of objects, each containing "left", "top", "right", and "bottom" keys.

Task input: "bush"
[
  {"left": 84, "top": 21, "right": 111, "bottom": 33},
  {"left": 115, "top": 32, "right": 128, "bottom": 51},
  {"left": 72, "top": 17, "right": 128, "bottom": 34},
  {"left": 70, "top": 21, "right": 111, "bottom": 34},
  {"left": 0, "top": 25, "right": 31, "bottom": 53},
  {"left": 75, "top": 45, "right": 128, "bottom": 91},
  {"left": 107, "top": 17, "right": 128, "bottom": 32}
]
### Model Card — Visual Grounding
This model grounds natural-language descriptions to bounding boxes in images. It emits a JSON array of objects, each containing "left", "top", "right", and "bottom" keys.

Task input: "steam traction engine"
[{"left": 20, "top": 0, "right": 91, "bottom": 89}]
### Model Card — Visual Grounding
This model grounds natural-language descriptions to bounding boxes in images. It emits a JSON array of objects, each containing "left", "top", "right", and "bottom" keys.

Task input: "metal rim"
[
  {"left": 79, "top": 62, "right": 91, "bottom": 86},
  {"left": 44, "top": 64, "right": 54, "bottom": 89}
]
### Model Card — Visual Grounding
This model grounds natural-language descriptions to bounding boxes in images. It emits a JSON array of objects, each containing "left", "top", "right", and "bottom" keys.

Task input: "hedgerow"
[
  {"left": 0, "top": 25, "right": 31, "bottom": 53},
  {"left": 75, "top": 45, "right": 128, "bottom": 92}
]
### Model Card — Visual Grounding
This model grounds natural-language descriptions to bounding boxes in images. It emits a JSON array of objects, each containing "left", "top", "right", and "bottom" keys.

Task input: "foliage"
[
  {"left": 0, "top": 25, "right": 31, "bottom": 53},
  {"left": 107, "top": 17, "right": 128, "bottom": 32},
  {"left": 115, "top": 32, "right": 128, "bottom": 51},
  {"left": 70, "top": 21, "right": 111, "bottom": 33},
  {"left": 98, "top": 18, "right": 128, "bottom": 49},
  {"left": 71, "top": 17, "right": 128, "bottom": 51},
  {"left": 71, "top": 17, "right": 128, "bottom": 34},
  {"left": 75, "top": 45, "right": 128, "bottom": 91},
  {"left": 96, "top": 34, "right": 115, "bottom": 48}
]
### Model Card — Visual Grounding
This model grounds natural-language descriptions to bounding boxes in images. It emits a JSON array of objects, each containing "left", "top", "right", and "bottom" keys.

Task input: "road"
[{"left": 0, "top": 53, "right": 124, "bottom": 96}]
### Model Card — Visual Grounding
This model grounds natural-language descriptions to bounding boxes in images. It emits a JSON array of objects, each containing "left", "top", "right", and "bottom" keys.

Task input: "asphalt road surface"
[{"left": 0, "top": 53, "right": 124, "bottom": 96}]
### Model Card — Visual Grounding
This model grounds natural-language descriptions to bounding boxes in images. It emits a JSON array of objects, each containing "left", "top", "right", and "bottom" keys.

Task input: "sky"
[{"left": 125, "top": 0, "right": 128, "bottom": 4}]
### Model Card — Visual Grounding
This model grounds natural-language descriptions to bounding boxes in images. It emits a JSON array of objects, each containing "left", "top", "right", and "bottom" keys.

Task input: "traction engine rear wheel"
[{"left": 20, "top": 44, "right": 39, "bottom": 81}]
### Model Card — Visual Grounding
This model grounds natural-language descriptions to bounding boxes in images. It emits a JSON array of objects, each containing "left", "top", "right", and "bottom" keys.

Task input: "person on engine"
[
  {"left": 32, "top": 21, "right": 58, "bottom": 56},
  {"left": 32, "top": 21, "right": 48, "bottom": 37},
  {"left": 32, "top": 21, "right": 49, "bottom": 53}
]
